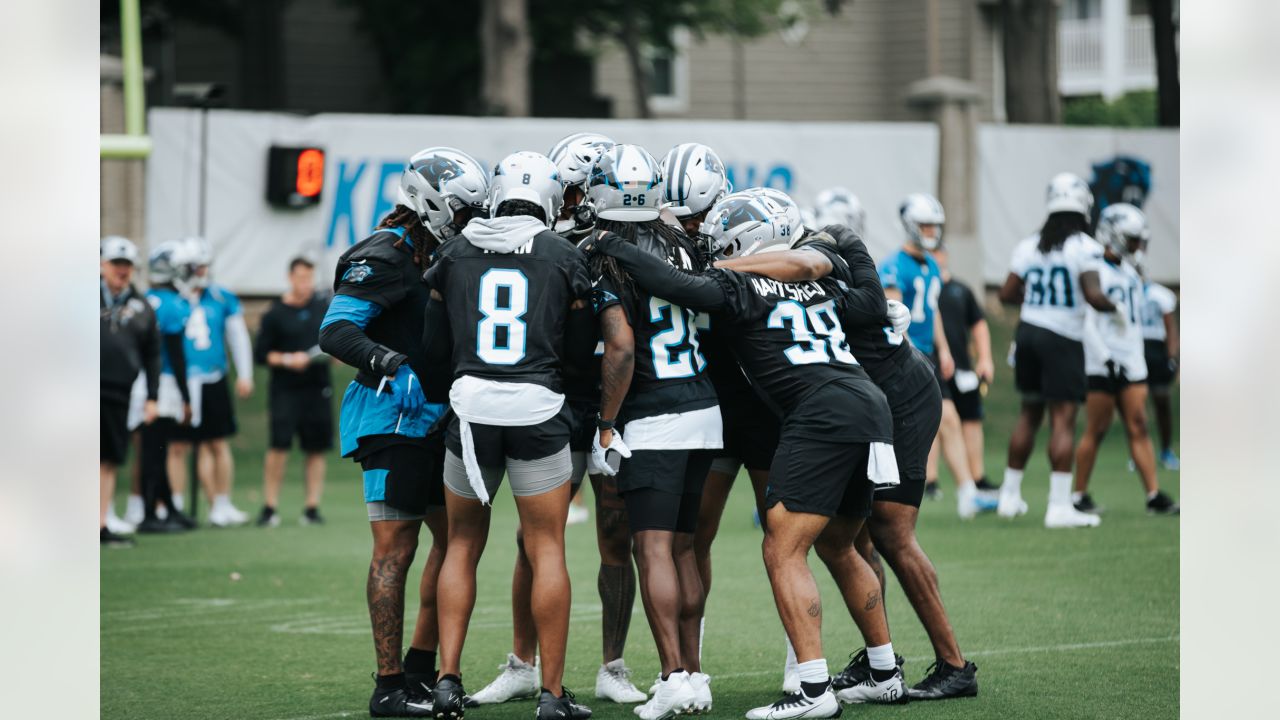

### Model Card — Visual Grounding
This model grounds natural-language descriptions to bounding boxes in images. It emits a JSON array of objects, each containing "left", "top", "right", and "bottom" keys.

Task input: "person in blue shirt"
[
  {"left": 879, "top": 194, "right": 981, "bottom": 519},
  {"left": 165, "top": 237, "right": 256, "bottom": 528},
  {"left": 318, "top": 146, "right": 489, "bottom": 717}
]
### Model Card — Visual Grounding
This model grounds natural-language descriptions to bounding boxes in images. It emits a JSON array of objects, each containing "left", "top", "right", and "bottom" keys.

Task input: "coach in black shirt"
[
  {"left": 255, "top": 257, "right": 333, "bottom": 526},
  {"left": 101, "top": 237, "right": 160, "bottom": 547}
]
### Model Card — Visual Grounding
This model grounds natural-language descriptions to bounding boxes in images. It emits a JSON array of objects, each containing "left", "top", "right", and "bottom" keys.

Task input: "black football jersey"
[
  {"left": 424, "top": 229, "right": 591, "bottom": 393},
  {"left": 807, "top": 229, "right": 916, "bottom": 387},
  {"left": 593, "top": 224, "right": 718, "bottom": 420},
  {"left": 332, "top": 228, "right": 433, "bottom": 383},
  {"left": 562, "top": 233, "right": 603, "bottom": 404},
  {"left": 708, "top": 270, "right": 869, "bottom": 417}
]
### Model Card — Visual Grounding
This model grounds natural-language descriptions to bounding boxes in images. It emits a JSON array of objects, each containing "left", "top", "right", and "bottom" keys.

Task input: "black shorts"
[
  {"left": 1144, "top": 340, "right": 1175, "bottom": 388},
  {"left": 928, "top": 352, "right": 953, "bottom": 400},
  {"left": 766, "top": 381, "right": 891, "bottom": 519},
  {"left": 1088, "top": 364, "right": 1143, "bottom": 396},
  {"left": 356, "top": 433, "right": 446, "bottom": 515},
  {"left": 948, "top": 380, "right": 984, "bottom": 421},
  {"left": 718, "top": 393, "right": 782, "bottom": 472},
  {"left": 620, "top": 450, "right": 715, "bottom": 534},
  {"left": 444, "top": 403, "right": 572, "bottom": 466},
  {"left": 875, "top": 356, "right": 942, "bottom": 507},
  {"left": 180, "top": 377, "right": 238, "bottom": 441},
  {"left": 269, "top": 385, "right": 334, "bottom": 452},
  {"left": 101, "top": 397, "right": 130, "bottom": 465},
  {"left": 567, "top": 399, "right": 599, "bottom": 453},
  {"left": 1014, "top": 323, "right": 1086, "bottom": 403}
]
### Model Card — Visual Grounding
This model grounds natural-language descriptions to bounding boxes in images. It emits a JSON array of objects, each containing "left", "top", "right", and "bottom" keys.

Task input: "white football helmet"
[
  {"left": 489, "top": 151, "right": 563, "bottom": 227},
  {"left": 1095, "top": 202, "right": 1149, "bottom": 261},
  {"left": 702, "top": 188, "right": 805, "bottom": 258},
  {"left": 661, "top": 142, "right": 730, "bottom": 218},
  {"left": 148, "top": 239, "right": 200, "bottom": 293},
  {"left": 814, "top": 186, "right": 866, "bottom": 238},
  {"left": 101, "top": 235, "right": 138, "bottom": 264},
  {"left": 899, "top": 193, "right": 945, "bottom": 250},
  {"left": 548, "top": 132, "right": 615, "bottom": 192},
  {"left": 399, "top": 147, "right": 490, "bottom": 241},
  {"left": 586, "top": 144, "right": 665, "bottom": 222},
  {"left": 1045, "top": 172, "right": 1093, "bottom": 217}
]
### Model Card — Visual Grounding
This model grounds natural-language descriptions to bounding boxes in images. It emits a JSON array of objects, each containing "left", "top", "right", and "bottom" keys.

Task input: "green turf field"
[{"left": 102, "top": 309, "right": 1179, "bottom": 720}]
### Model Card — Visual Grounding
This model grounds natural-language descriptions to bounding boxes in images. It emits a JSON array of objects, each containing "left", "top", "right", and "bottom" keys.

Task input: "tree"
[
  {"left": 573, "top": 0, "right": 786, "bottom": 118},
  {"left": 1000, "top": 0, "right": 1060, "bottom": 124},
  {"left": 1149, "top": 0, "right": 1178, "bottom": 126},
  {"left": 480, "top": 0, "right": 532, "bottom": 116}
]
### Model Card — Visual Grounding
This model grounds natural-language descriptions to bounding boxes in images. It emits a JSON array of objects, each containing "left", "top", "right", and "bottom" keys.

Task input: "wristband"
[
  {"left": 368, "top": 345, "right": 408, "bottom": 376},
  {"left": 595, "top": 414, "right": 616, "bottom": 431}
]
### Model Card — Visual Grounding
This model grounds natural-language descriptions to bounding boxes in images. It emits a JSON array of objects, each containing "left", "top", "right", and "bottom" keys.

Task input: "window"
[{"left": 646, "top": 29, "right": 689, "bottom": 113}]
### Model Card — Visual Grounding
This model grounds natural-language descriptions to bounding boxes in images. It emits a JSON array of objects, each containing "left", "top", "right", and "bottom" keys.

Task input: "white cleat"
[
  {"left": 689, "top": 672, "right": 712, "bottom": 714},
  {"left": 957, "top": 483, "right": 979, "bottom": 520},
  {"left": 105, "top": 508, "right": 136, "bottom": 535},
  {"left": 635, "top": 671, "right": 696, "bottom": 720},
  {"left": 567, "top": 503, "right": 590, "bottom": 526},
  {"left": 469, "top": 653, "right": 539, "bottom": 705},
  {"left": 746, "top": 688, "right": 841, "bottom": 720},
  {"left": 834, "top": 668, "right": 908, "bottom": 705},
  {"left": 996, "top": 489, "right": 1028, "bottom": 518},
  {"left": 224, "top": 503, "right": 250, "bottom": 525},
  {"left": 1045, "top": 504, "right": 1102, "bottom": 529},
  {"left": 596, "top": 659, "right": 647, "bottom": 703}
]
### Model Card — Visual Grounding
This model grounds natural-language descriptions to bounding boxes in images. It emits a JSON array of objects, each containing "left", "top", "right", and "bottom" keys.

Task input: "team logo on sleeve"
[{"left": 342, "top": 261, "right": 373, "bottom": 284}]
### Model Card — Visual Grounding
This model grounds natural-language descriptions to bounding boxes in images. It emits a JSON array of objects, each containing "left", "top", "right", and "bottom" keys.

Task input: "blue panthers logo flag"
[
  {"left": 342, "top": 262, "right": 373, "bottom": 284},
  {"left": 1090, "top": 155, "right": 1151, "bottom": 227}
]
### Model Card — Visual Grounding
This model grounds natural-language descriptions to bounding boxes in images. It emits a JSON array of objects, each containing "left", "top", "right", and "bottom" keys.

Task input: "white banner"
[
  {"left": 978, "top": 124, "right": 1180, "bottom": 285},
  {"left": 146, "top": 109, "right": 939, "bottom": 295}
]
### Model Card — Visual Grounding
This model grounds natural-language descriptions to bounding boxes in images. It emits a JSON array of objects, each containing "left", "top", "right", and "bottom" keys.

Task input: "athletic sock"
[
  {"left": 172, "top": 494, "right": 185, "bottom": 512},
  {"left": 661, "top": 668, "right": 685, "bottom": 681},
  {"left": 866, "top": 643, "right": 896, "bottom": 671},
  {"left": 1002, "top": 468, "right": 1023, "bottom": 496},
  {"left": 1048, "top": 472, "right": 1073, "bottom": 507},
  {"left": 126, "top": 494, "right": 144, "bottom": 515},
  {"left": 796, "top": 658, "right": 829, "bottom": 697},
  {"left": 376, "top": 672, "right": 406, "bottom": 690},
  {"left": 1147, "top": 490, "right": 1159, "bottom": 501},
  {"left": 404, "top": 647, "right": 436, "bottom": 674},
  {"left": 784, "top": 638, "right": 798, "bottom": 672},
  {"left": 1071, "top": 491, "right": 1083, "bottom": 504},
  {"left": 698, "top": 617, "right": 705, "bottom": 664},
  {"left": 304, "top": 506, "right": 320, "bottom": 520}
]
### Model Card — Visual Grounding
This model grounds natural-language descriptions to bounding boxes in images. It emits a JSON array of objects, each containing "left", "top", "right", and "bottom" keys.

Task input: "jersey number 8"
[{"left": 476, "top": 269, "right": 529, "bottom": 365}]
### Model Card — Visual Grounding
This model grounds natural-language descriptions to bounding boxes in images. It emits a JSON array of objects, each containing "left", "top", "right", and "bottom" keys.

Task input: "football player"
[
  {"left": 1072, "top": 204, "right": 1179, "bottom": 515},
  {"left": 319, "top": 146, "right": 488, "bottom": 717},
  {"left": 588, "top": 189, "right": 901, "bottom": 719},
  {"left": 996, "top": 173, "right": 1120, "bottom": 529},
  {"left": 464, "top": 136, "right": 648, "bottom": 710},
  {"left": 163, "top": 237, "right": 255, "bottom": 527},
  {"left": 586, "top": 144, "right": 723, "bottom": 719},
  {"left": 878, "top": 195, "right": 982, "bottom": 518},
  {"left": 771, "top": 222, "right": 980, "bottom": 701},
  {"left": 658, "top": 143, "right": 771, "bottom": 676},
  {"left": 1136, "top": 245, "right": 1180, "bottom": 470},
  {"left": 813, "top": 187, "right": 866, "bottom": 238},
  {"left": 422, "top": 151, "right": 595, "bottom": 720},
  {"left": 135, "top": 241, "right": 198, "bottom": 533}
]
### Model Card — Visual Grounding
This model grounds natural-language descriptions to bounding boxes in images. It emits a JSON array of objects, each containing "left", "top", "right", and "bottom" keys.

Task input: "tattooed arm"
[{"left": 597, "top": 304, "right": 634, "bottom": 446}]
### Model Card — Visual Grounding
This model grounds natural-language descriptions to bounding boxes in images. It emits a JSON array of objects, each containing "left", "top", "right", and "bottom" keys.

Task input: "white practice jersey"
[
  {"left": 1083, "top": 258, "right": 1146, "bottom": 380},
  {"left": 1140, "top": 281, "right": 1177, "bottom": 342},
  {"left": 1009, "top": 232, "right": 1104, "bottom": 341}
]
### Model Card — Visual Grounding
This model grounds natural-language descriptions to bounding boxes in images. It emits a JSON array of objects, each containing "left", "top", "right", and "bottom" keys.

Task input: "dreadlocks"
[
  {"left": 376, "top": 204, "right": 437, "bottom": 270},
  {"left": 589, "top": 219, "right": 706, "bottom": 308}
]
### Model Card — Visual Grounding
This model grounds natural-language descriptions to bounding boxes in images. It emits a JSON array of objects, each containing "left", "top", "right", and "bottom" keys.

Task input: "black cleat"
[
  {"left": 257, "top": 506, "right": 279, "bottom": 527},
  {"left": 167, "top": 509, "right": 197, "bottom": 529},
  {"left": 433, "top": 676, "right": 466, "bottom": 720},
  {"left": 1073, "top": 493, "right": 1102, "bottom": 514},
  {"left": 1146, "top": 491, "right": 1179, "bottom": 515},
  {"left": 832, "top": 649, "right": 904, "bottom": 691},
  {"left": 370, "top": 686, "right": 433, "bottom": 717},
  {"left": 301, "top": 507, "right": 326, "bottom": 525},
  {"left": 907, "top": 659, "right": 978, "bottom": 700},
  {"left": 136, "top": 515, "right": 188, "bottom": 534},
  {"left": 923, "top": 481, "right": 943, "bottom": 501},
  {"left": 100, "top": 527, "right": 135, "bottom": 548},
  {"left": 406, "top": 672, "right": 435, "bottom": 699},
  {"left": 536, "top": 687, "right": 592, "bottom": 720},
  {"left": 974, "top": 477, "right": 1000, "bottom": 492}
]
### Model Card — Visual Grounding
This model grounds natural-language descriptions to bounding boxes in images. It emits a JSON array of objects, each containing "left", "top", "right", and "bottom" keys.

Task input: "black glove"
[{"left": 572, "top": 203, "right": 597, "bottom": 233}]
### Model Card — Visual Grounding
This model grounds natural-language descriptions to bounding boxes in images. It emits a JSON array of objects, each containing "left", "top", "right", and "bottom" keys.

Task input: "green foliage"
[{"left": 1063, "top": 91, "right": 1159, "bottom": 127}]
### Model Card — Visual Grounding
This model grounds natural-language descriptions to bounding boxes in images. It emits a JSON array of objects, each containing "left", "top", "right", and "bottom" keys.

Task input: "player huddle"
[{"left": 320, "top": 133, "right": 1012, "bottom": 720}]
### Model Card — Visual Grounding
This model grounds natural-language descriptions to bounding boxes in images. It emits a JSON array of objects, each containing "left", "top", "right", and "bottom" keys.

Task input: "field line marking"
[{"left": 713, "top": 634, "right": 1179, "bottom": 680}]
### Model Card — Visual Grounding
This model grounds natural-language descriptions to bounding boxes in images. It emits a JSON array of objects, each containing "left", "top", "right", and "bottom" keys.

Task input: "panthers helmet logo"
[{"left": 413, "top": 155, "right": 463, "bottom": 190}]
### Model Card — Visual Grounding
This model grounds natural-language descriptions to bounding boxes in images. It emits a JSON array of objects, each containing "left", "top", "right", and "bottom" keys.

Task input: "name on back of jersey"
[{"left": 748, "top": 276, "right": 826, "bottom": 303}]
